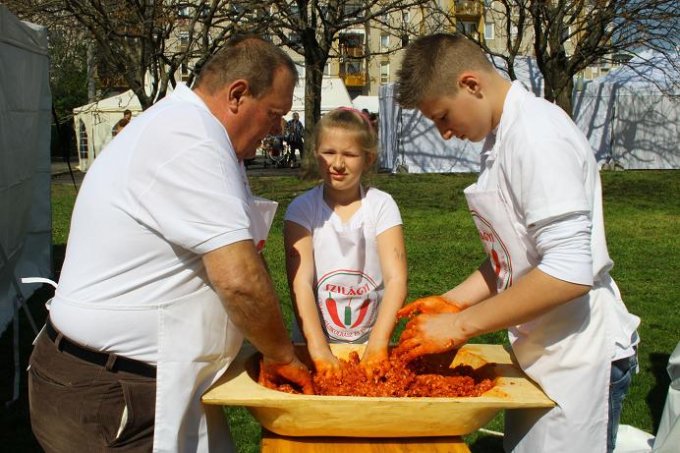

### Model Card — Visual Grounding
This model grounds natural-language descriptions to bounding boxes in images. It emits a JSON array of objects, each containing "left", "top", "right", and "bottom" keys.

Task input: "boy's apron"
[
  {"left": 313, "top": 186, "right": 383, "bottom": 343},
  {"left": 463, "top": 133, "right": 610, "bottom": 452},
  {"left": 153, "top": 194, "right": 277, "bottom": 452}
]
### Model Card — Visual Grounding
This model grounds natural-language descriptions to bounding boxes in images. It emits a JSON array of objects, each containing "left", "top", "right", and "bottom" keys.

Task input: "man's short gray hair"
[{"left": 195, "top": 35, "right": 298, "bottom": 98}]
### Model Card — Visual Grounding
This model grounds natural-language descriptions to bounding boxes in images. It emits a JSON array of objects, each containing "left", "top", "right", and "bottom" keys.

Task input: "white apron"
[
  {"left": 464, "top": 145, "right": 611, "bottom": 452},
  {"left": 313, "top": 187, "right": 383, "bottom": 343},
  {"left": 153, "top": 193, "right": 277, "bottom": 452}
]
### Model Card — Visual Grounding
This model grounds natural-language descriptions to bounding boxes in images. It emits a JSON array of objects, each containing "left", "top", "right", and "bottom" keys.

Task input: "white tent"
[
  {"left": 288, "top": 76, "right": 353, "bottom": 125},
  {"left": 0, "top": 5, "right": 52, "bottom": 401},
  {"left": 573, "top": 50, "right": 680, "bottom": 170},
  {"left": 379, "top": 56, "right": 543, "bottom": 173},
  {"left": 73, "top": 89, "right": 142, "bottom": 172},
  {"left": 352, "top": 95, "right": 380, "bottom": 114},
  {"left": 74, "top": 77, "right": 352, "bottom": 169},
  {"left": 380, "top": 52, "right": 680, "bottom": 173}
]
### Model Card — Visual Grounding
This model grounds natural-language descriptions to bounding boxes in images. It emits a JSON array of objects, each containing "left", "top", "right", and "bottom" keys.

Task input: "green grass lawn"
[{"left": 2, "top": 170, "right": 678, "bottom": 452}]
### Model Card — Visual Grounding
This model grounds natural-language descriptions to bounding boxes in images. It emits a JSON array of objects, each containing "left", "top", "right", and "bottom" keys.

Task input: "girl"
[{"left": 284, "top": 107, "right": 407, "bottom": 376}]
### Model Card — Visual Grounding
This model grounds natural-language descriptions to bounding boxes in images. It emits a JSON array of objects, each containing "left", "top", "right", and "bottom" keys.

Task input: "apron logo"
[
  {"left": 317, "top": 270, "right": 377, "bottom": 330},
  {"left": 470, "top": 211, "right": 513, "bottom": 290}
]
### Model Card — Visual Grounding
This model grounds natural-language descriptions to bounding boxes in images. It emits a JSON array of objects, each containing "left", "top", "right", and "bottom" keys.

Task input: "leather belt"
[{"left": 45, "top": 317, "right": 156, "bottom": 379}]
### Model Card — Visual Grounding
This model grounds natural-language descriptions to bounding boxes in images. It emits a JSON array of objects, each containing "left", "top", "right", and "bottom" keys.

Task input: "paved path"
[{"left": 51, "top": 156, "right": 302, "bottom": 185}]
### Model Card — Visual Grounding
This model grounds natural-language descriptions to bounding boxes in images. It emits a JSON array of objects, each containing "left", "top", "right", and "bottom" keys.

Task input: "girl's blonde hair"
[{"left": 311, "top": 108, "right": 379, "bottom": 172}]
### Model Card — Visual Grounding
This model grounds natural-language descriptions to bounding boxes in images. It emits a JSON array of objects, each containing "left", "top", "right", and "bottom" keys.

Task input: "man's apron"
[
  {"left": 153, "top": 194, "right": 277, "bottom": 452},
  {"left": 464, "top": 140, "right": 610, "bottom": 452},
  {"left": 313, "top": 186, "right": 383, "bottom": 343}
]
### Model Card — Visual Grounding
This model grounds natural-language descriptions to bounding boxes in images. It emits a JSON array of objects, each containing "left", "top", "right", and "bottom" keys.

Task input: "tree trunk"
[{"left": 303, "top": 49, "right": 326, "bottom": 162}]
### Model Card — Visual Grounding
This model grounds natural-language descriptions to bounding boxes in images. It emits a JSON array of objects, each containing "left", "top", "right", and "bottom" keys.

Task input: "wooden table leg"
[{"left": 261, "top": 429, "right": 471, "bottom": 453}]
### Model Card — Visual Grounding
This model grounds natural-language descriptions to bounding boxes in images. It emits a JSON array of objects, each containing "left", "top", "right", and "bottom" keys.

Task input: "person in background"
[
  {"left": 394, "top": 33, "right": 640, "bottom": 453},
  {"left": 112, "top": 109, "right": 132, "bottom": 137},
  {"left": 286, "top": 111, "right": 304, "bottom": 164},
  {"left": 369, "top": 112, "right": 379, "bottom": 135},
  {"left": 28, "top": 35, "right": 312, "bottom": 453},
  {"left": 284, "top": 107, "right": 407, "bottom": 377}
]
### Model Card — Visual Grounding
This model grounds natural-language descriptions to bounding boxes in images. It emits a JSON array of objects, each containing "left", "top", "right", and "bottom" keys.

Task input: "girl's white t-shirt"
[{"left": 285, "top": 185, "right": 402, "bottom": 342}]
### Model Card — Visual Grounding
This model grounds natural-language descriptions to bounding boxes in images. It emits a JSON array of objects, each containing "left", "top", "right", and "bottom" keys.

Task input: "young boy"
[{"left": 394, "top": 33, "right": 640, "bottom": 453}]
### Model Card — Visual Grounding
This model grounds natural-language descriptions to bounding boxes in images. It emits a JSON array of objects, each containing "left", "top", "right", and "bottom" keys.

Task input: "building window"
[
  {"left": 344, "top": 2, "right": 364, "bottom": 19},
  {"left": 456, "top": 21, "right": 478, "bottom": 38},
  {"left": 380, "top": 33, "right": 389, "bottom": 51},
  {"left": 380, "top": 61, "right": 390, "bottom": 84},
  {"left": 178, "top": 6, "right": 191, "bottom": 18},
  {"left": 484, "top": 23, "right": 494, "bottom": 40},
  {"left": 562, "top": 26, "right": 572, "bottom": 42},
  {"left": 179, "top": 31, "right": 189, "bottom": 50}
]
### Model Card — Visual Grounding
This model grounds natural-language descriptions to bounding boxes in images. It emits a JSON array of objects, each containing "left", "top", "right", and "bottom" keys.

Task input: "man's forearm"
[{"left": 203, "top": 241, "right": 295, "bottom": 364}]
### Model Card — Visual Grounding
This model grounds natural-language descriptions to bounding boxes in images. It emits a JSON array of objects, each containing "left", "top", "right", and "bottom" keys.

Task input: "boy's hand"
[
  {"left": 397, "top": 295, "right": 462, "bottom": 319},
  {"left": 393, "top": 313, "right": 466, "bottom": 362}
]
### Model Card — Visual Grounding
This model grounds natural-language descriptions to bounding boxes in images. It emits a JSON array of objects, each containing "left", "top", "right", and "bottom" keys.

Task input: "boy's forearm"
[
  {"left": 455, "top": 267, "right": 591, "bottom": 339},
  {"left": 443, "top": 258, "right": 497, "bottom": 308}
]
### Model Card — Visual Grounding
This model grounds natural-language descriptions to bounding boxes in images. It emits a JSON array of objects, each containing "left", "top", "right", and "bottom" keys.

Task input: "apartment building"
[{"left": 317, "top": 0, "right": 618, "bottom": 100}]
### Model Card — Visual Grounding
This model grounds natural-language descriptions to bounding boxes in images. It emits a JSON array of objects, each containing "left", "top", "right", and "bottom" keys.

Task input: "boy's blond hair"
[
  {"left": 396, "top": 33, "right": 494, "bottom": 109},
  {"left": 312, "top": 108, "right": 378, "bottom": 171}
]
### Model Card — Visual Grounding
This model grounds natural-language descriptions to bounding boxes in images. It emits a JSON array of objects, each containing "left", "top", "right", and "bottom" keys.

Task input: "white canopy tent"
[
  {"left": 287, "top": 76, "right": 353, "bottom": 125},
  {"left": 0, "top": 5, "right": 52, "bottom": 402},
  {"left": 74, "top": 77, "right": 352, "bottom": 170},
  {"left": 573, "top": 50, "right": 680, "bottom": 170},
  {"left": 379, "top": 56, "right": 543, "bottom": 173},
  {"left": 352, "top": 95, "right": 380, "bottom": 114},
  {"left": 73, "top": 90, "right": 142, "bottom": 172},
  {"left": 380, "top": 52, "right": 680, "bottom": 173}
]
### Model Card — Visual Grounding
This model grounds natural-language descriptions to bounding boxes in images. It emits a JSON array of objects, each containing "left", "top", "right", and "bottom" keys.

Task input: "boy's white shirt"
[{"left": 470, "top": 81, "right": 639, "bottom": 453}]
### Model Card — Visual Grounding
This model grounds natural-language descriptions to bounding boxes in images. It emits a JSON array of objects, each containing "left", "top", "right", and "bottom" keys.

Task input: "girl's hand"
[
  {"left": 397, "top": 295, "right": 462, "bottom": 319},
  {"left": 311, "top": 349, "right": 341, "bottom": 377},
  {"left": 260, "top": 355, "right": 315, "bottom": 394},
  {"left": 393, "top": 313, "right": 467, "bottom": 362},
  {"left": 360, "top": 345, "right": 390, "bottom": 380}
]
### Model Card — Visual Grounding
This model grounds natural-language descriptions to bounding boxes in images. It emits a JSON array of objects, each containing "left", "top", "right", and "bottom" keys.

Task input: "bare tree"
[
  {"left": 55, "top": 0, "right": 273, "bottom": 109},
  {"left": 431, "top": 0, "right": 680, "bottom": 116},
  {"left": 9, "top": 0, "right": 271, "bottom": 110},
  {"left": 264, "top": 0, "right": 432, "bottom": 148}
]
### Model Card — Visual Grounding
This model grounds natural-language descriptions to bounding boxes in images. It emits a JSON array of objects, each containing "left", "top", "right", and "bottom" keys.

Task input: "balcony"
[
  {"left": 455, "top": 0, "right": 483, "bottom": 18},
  {"left": 340, "top": 73, "right": 366, "bottom": 87},
  {"left": 341, "top": 46, "right": 363, "bottom": 58}
]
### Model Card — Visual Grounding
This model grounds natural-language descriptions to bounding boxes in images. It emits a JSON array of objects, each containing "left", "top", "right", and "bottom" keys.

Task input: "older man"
[{"left": 28, "top": 36, "right": 312, "bottom": 453}]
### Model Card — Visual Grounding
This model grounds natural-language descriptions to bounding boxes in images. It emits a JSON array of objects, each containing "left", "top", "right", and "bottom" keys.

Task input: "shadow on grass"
[
  {"left": 469, "top": 434, "right": 505, "bottom": 452},
  {"left": 647, "top": 352, "right": 672, "bottom": 434}
]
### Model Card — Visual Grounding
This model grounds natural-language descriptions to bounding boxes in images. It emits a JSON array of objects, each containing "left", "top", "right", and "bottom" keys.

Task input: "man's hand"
[
  {"left": 397, "top": 295, "right": 462, "bottom": 319},
  {"left": 260, "top": 355, "right": 314, "bottom": 394}
]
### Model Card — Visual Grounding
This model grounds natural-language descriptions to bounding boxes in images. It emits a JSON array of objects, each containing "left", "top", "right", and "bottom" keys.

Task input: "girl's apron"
[
  {"left": 464, "top": 133, "right": 610, "bottom": 452},
  {"left": 153, "top": 193, "right": 278, "bottom": 452},
  {"left": 313, "top": 187, "right": 383, "bottom": 343}
]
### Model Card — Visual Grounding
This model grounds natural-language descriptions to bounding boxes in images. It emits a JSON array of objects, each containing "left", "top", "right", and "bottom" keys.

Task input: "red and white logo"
[
  {"left": 470, "top": 211, "right": 513, "bottom": 291},
  {"left": 317, "top": 269, "right": 378, "bottom": 339}
]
